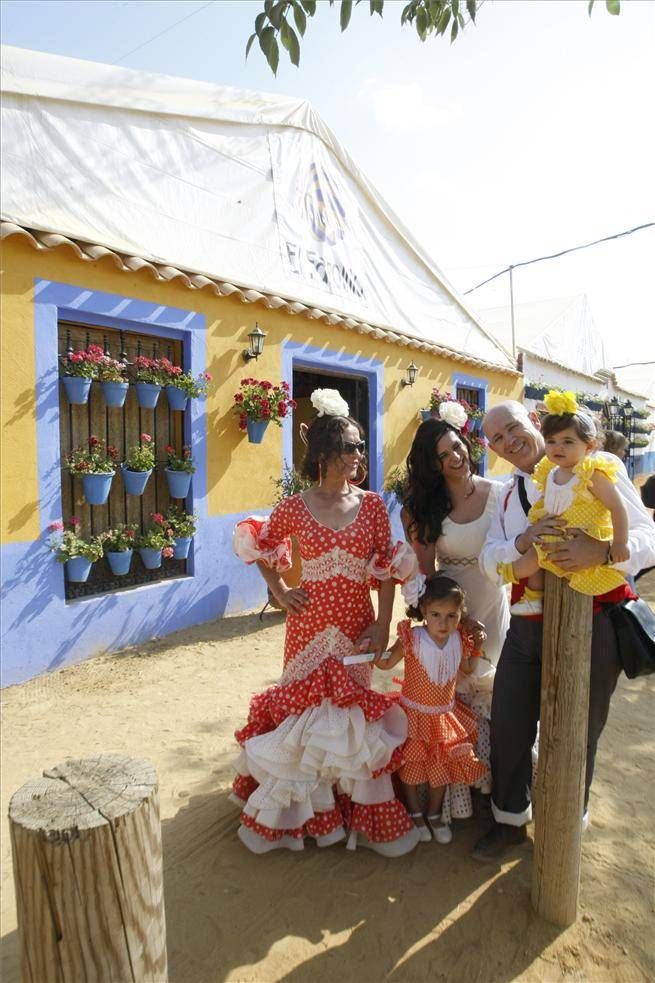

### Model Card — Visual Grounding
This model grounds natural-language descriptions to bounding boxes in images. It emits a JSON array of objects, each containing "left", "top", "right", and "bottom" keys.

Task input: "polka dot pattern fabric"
[
  {"left": 395, "top": 621, "right": 488, "bottom": 789},
  {"left": 231, "top": 492, "right": 419, "bottom": 854},
  {"left": 530, "top": 455, "right": 627, "bottom": 596}
]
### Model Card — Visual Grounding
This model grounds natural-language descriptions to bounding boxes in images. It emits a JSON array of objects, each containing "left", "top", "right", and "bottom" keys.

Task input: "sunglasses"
[{"left": 342, "top": 440, "right": 366, "bottom": 455}]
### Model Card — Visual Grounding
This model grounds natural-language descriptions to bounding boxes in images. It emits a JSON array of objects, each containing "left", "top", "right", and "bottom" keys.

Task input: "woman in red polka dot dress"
[
  {"left": 375, "top": 575, "right": 488, "bottom": 844},
  {"left": 231, "top": 389, "right": 421, "bottom": 856}
]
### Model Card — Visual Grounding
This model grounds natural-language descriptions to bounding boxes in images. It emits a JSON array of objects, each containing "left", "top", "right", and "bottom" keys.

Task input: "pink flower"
[
  {"left": 281, "top": 381, "right": 290, "bottom": 392},
  {"left": 69, "top": 516, "right": 80, "bottom": 526},
  {"left": 140, "top": 433, "right": 152, "bottom": 443},
  {"left": 88, "top": 436, "right": 99, "bottom": 447},
  {"left": 151, "top": 512, "right": 165, "bottom": 526},
  {"left": 162, "top": 546, "right": 174, "bottom": 559},
  {"left": 49, "top": 520, "right": 65, "bottom": 533},
  {"left": 69, "top": 352, "right": 83, "bottom": 363},
  {"left": 107, "top": 445, "right": 119, "bottom": 459},
  {"left": 166, "top": 444, "right": 175, "bottom": 454},
  {"left": 125, "top": 529, "right": 135, "bottom": 538},
  {"left": 234, "top": 393, "right": 244, "bottom": 403},
  {"left": 204, "top": 372, "right": 213, "bottom": 381}
]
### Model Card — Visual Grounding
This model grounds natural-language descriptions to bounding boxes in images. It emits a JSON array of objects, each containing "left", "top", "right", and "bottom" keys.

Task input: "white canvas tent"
[{"left": 0, "top": 44, "right": 514, "bottom": 372}]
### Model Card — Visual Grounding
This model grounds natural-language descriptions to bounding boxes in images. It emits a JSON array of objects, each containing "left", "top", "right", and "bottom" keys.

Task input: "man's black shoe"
[{"left": 471, "top": 821, "right": 528, "bottom": 863}]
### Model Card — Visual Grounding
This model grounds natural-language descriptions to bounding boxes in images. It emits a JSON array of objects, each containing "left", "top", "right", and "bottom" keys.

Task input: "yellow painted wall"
[{"left": 0, "top": 237, "right": 522, "bottom": 544}]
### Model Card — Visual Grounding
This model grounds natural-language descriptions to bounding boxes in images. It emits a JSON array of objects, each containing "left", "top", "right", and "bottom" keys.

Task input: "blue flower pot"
[
  {"left": 82, "top": 471, "right": 114, "bottom": 505},
  {"left": 166, "top": 386, "right": 188, "bottom": 411},
  {"left": 135, "top": 382, "right": 161, "bottom": 409},
  {"left": 66, "top": 556, "right": 93, "bottom": 582},
  {"left": 101, "top": 381, "right": 129, "bottom": 407},
  {"left": 246, "top": 419, "right": 269, "bottom": 444},
  {"left": 121, "top": 466, "right": 152, "bottom": 496},
  {"left": 62, "top": 376, "right": 92, "bottom": 404},
  {"left": 106, "top": 549, "right": 133, "bottom": 576},
  {"left": 139, "top": 547, "right": 162, "bottom": 570},
  {"left": 165, "top": 468, "right": 192, "bottom": 499},
  {"left": 173, "top": 536, "right": 192, "bottom": 560}
]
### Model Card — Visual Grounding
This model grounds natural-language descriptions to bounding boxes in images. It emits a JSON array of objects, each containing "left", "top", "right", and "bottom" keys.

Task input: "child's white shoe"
[
  {"left": 410, "top": 813, "right": 432, "bottom": 843},
  {"left": 427, "top": 814, "right": 453, "bottom": 844},
  {"left": 510, "top": 597, "right": 544, "bottom": 617}
]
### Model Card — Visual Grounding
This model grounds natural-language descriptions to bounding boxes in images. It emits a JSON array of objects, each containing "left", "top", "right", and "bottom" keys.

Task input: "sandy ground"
[{"left": 1, "top": 576, "right": 654, "bottom": 983}]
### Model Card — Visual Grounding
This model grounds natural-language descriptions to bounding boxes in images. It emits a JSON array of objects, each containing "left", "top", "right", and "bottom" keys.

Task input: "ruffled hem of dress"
[
  {"left": 403, "top": 699, "right": 480, "bottom": 746},
  {"left": 235, "top": 656, "right": 397, "bottom": 745}
]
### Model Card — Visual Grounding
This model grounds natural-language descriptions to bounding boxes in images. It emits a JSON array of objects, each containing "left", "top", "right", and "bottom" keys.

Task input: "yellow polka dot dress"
[{"left": 529, "top": 455, "right": 626, "bottom": 596}]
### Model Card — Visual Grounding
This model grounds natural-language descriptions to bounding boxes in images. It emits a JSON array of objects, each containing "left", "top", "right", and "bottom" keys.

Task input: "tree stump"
[
  {"left": 9, "top": 754, "right": 167, "bottom": 982},
  {"left": 531, "top": 573, "right": 593, "bottom": 927}
]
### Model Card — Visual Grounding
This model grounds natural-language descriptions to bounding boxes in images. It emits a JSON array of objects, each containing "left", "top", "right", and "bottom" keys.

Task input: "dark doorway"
[{"left": 292, "top": 368, "right": 370, "bottom": 489}]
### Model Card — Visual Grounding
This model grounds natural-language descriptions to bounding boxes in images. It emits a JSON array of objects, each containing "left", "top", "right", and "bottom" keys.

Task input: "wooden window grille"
[{"left": 58, "top": 321, "right": 189, "bottom": 600}]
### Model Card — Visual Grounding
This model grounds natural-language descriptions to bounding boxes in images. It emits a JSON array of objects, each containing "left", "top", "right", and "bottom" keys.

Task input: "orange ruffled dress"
[
  {"left": 231, "top": 492, "right": 421, "bottom": 856},
  {"left": 395, "top": 620, "right": 488, "bottom": 789}
]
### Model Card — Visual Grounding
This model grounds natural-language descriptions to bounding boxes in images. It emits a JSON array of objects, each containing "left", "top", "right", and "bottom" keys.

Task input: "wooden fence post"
[
  {"left": 531, "top": 573, "right": 593, "bottom": 926},
  {"left": 9, "top": 754, "right": 167, "bottom": 982}
]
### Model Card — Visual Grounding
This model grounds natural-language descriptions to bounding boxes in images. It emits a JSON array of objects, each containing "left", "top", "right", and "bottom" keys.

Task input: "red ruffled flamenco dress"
[{"left": 231, "top": 491, "right": 421, "bottom": 856}]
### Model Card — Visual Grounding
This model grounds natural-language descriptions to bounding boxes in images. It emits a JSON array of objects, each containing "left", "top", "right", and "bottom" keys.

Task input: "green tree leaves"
[{"left": 245, "top": 0, "right": 620, "bottom": 74}]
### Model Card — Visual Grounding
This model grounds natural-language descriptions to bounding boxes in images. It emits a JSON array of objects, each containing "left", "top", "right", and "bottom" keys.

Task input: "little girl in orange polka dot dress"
[{"left": 375, "top": 575, "right": 488, "bottom": 844}]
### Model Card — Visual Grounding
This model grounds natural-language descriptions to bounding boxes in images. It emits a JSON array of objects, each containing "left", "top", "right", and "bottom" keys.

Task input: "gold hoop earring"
[{"left": 349, "top": 460, "right": 368, "bottom": 486}]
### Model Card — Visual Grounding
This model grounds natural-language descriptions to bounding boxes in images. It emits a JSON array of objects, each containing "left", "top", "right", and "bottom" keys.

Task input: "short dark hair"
[
  {"left": 406, "top": 574, "right": 466, "bottom": 621},
  {"left": 300, "top": 414, "right": 365, "bottom": 482},
  {"left": 541, "top": 410, "right": 597, "bottom": 445}
]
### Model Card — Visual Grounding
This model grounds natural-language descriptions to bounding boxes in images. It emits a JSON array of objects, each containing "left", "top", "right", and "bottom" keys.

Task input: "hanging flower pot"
[
  {"left": 82, "top": 471, "right": 115, "bottom": 506},
  {"left": 106, "top": 549, "right": 133, "bottom": 576},
  {"left": 165, "top": 468, "right": 192, "bottom": 499},
  {"left": 101, "top": 381, "right": 129, "bottom": 407},
  {"left": 134, "top": 382, "right": 161, "bottom": 409},
  {"left": 165, "top": 386, "right": 189, "bottom": 412},
  {"left": 65, "top": 556, "right": 94, "bottom": 583},
  {"left": 62, "top": 376, "right": 92, "bottom": 404},
  {"left": 173, "top": 536, "right": 192, "bottom": 560},
  {"left": 121, "top": 466, "right": 153, "bottom": 496},
  {"left": 246, "top": 419, "right": 269, "bottom": 444},
  {"left": 139, "top": 547, "right": 163, "bottom": 570}
]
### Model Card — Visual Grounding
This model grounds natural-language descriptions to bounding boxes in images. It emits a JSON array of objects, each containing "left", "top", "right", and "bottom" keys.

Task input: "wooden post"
[
  {"left": 531, "top": 573, "right": 593, "bottom": 926},
  {"left": 9, "top": 754, "right": 167, "bottom": 982}
]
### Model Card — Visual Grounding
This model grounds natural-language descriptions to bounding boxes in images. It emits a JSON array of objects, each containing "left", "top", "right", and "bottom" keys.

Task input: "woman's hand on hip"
[{"left": 275, "top": 586, "right": 310, "bottom": 615}]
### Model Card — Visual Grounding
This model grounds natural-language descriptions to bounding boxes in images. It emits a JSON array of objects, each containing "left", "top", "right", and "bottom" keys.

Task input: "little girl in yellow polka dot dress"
[
  {"left": 374, "top": 575, "right": 488, "bottom": 844},
  {"left": 505, "top": 389, "right": 630, "bottom": 616}
]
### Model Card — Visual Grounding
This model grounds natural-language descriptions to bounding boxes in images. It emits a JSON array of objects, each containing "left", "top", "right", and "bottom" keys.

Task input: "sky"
[{"left": 2, "top": 0, "right": 654, "bottom": 376}]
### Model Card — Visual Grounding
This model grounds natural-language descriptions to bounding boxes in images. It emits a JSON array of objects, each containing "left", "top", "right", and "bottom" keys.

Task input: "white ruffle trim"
[
  {"left": 367, "top": 540, "right": 418, "bottom": 583},
  {"left": 240, "top": 698, "right": 408, "bottom": 831}
]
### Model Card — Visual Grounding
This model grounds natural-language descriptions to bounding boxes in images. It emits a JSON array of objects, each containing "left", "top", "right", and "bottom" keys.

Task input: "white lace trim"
[
  {"left": 280, "top": 625, "right": 356, "bottom": 684},
  {"left": 302, "top": 547, "right": 368, "bottom": 584},
  {"left": 415, "top": 628, "right": 461, "bottom": 685},
  {"left": 400, "top": 695, "right": 455, "bottom": 715}
]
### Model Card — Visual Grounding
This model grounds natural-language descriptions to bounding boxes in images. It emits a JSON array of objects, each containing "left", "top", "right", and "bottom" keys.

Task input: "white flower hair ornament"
[
  {"left": 439, "top": 400, "right": 468, "bottom": 430},
  {"left": 310, "top": 388, "right": 350, "bottom": 418},
  {"left": 401, "top": 573, "right": 427, "bottom": 609}
]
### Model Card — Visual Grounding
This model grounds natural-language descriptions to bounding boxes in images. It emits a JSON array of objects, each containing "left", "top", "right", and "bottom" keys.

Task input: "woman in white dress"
[{"left": 401, "top": 417, "right": 511, "bottom": 820}]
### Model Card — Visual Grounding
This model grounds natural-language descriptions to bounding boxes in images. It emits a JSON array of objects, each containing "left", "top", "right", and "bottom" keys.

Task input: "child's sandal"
[
  {"left": 410, "top": 812, "right": 432, "bottom": 843},
  {"left": 427, "top": 814, "right": 453, "bottom": 844}
]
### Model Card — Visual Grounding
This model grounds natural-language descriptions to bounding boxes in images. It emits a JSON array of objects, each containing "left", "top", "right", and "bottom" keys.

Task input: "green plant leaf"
[
  {"left": 340, "top": 0, "right": 353, "bottom": 30},
  {"left": 437, "top": 6, "right": 451, "bottom": 34},
  {"left": 259, "top": 24, "right": 276, "bottom": 55},
  {"left": 452, "top": 0, "right": 459, "bottom": 17},
  {"left": 605, "top": 0, "right": 620, "bottom": 13},
  {"left": 588, "top": 0, "right": 595, "bottom": 13},
  {"left": 466, "top": 0, "right": 476, "bottom": 22},
  {"left": 416, "top": 6, "right": 428, "bottom": 38},
  {"left": 292, "top": 1, "right": 307, "bottom": 34},
  {"left": 245, "top": 32, "right": 257, "bottom": 59},
  {"left": 268, "top": 38, "right": 280, "bottom": 73},
  {"left": 255, "top": 11, "right": 267, "bottom": 32},
  {"left": 280, "top": 18, "right": 301, "bottom": 65},
  {"left": 450, "top": 16, "right": 458, "bottom": 41},
  {"left": 299, "top": 0, "right": 316, "bottom": 13},
  {"left": 268, "top": 1, "right": 287, "bottom": 29}
]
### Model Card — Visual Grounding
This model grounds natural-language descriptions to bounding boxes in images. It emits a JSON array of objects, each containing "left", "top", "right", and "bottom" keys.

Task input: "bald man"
[{"left": 472, "top": 401, "right": 655, "bottom": 862}]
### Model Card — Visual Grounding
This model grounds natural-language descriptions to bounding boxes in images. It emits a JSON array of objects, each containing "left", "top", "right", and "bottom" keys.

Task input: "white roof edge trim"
[
  {"left": 1, "top": 219, "right": 520, "bottom": 377},
  {"left": 0, "top": 44, "right": 513, "bottom": 371}
]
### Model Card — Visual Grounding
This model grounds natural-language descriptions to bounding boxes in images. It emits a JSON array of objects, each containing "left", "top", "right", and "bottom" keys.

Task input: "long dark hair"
[
  {"left": 300, "top": 414, "right": 366, "bottom": 483},
  {"left": 404, "top": 418, "right": 472, "bottom": 545}
]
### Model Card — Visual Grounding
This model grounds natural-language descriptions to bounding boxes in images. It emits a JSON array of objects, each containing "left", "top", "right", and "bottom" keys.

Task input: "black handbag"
[{"left": 608, "top": 598, "right": 655, "bottom": 679}]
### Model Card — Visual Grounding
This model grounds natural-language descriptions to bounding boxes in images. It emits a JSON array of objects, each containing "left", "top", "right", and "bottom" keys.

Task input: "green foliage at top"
[{"left": 246, "top": 0, "right": 620, "bottom": 73}]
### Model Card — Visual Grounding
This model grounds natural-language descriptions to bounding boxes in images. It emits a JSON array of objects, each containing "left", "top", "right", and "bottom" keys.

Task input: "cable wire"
[
  {"left": 463, "top": 222, "right": 655, "bottom": 295},
  {"left": 113, "top": 1, "right": 215, "bottom": 66}
]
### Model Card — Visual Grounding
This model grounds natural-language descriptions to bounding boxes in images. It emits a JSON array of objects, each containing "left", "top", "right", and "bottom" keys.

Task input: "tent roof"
[
  {"left": 478, "top": 294, "right": 607, "bottom": 378},
  {"left": 0, "top": 44, "right": 515, "bottom": 373}
]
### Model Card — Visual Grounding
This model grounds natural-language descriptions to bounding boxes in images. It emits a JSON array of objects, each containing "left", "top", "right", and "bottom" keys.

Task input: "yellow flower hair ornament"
[{"left": 543, "top": 389, "right": 579, "bottom": 416}]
